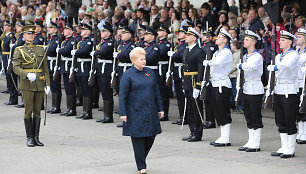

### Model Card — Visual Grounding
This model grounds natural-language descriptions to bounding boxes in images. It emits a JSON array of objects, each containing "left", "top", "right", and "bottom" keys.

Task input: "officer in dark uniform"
[
  {"left": 181, "top": 27, "right": 205, "bottom": 142},
  {"left": 33, "top": 20, "right": 45, "bottom": 45},
  {"left": 201, "top": 29, "right": 217, "bottom": 129},
  {"left": 72, "top": 23, "right": 94, "bottom": 120},
  {"left": 135, "top": 24, "right": 146, "bottom": 47},
  {"left": 157, "top": 24, "right": 171, "bottom": 121},
  {"left": 57, "top": 23, "right": 77, "bottom": 116},
  {"left": 46, "top": 22, "right": 62, "bottom": 114},
  {"left": 168, "top": 26, "right": 188, "bottom": 125},
  {"left": 143, "top": 27, "right": 160, "bottom": 77},
  {"left": 94, "top": 22, "right": 114, "bottom": 123},
  {"left": 13, "top": 19, "right": 26, "bottom": 108},
  {"left": 2, "top": 18, "right": 18, "bottom": 105}
]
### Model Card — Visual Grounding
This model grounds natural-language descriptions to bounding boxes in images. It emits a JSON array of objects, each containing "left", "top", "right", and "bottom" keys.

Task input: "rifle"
[
  {"left": 299, "top": 73, "right": 306, "bottom": 113},
  {"left": 200, "top": 22, "right": 212, "bottom": 100},
  {"left": 165, "top": 19, "right": 174, "bottom": 87},
  {"left": 69, "top": 18, "right": 77, "bottom": 83},
  {"left": 7, "top": 14, "right": 15, "bottom": 74},
  {"left": 88, "top": 18, "right": 97, "bottom": 86},
  {"left": 53, "top": 1, "right": 61, "bottom": 81},
  {"left": 264, "top": 24, "right": 276, "bottom": 109},
  {"left": 110, "top": 25, "right": 118, "bottom": 88},
  {"left": 235, "top": 24, "right": 245, "bottom": 106}
]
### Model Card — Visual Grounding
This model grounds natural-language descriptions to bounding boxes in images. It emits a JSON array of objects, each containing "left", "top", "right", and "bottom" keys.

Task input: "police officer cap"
[
  {"left": 186, "top": 27, "right": 201, "bottom": 39},
  {"left": 122, "top": 26, "right": 134, "bottom": 35},
  {"left": 22, "top": 25, "right": 36, "bottom": 34},
  {"left": 16, "top": 19, "right": 25, "bottom": 27},
  {"left": 245, "top": 30, "right": 261, "bottom": 40},
  {"left": 185, "top": 21, "right": 194, "bottom": 27},
  {"left": 298, "top": 28, "right": 306, "bottom": 36},
  {"left": 202, "top": 29, "right": 214, "bottom": 37},
  {"left": 280, "top": 30, "right": 296, "bottom": 41},
  {"left": 145, "top": 27, "right": 158, "bottom": 36},
  {"left": 102, "top": 22, "right": 113, "bottom": 33},
  {"left": 158, "top": 24, "right": 170, "bottom": 34},
  {"left": 65, "top": 23, "right": 73, "bottom": 30},
  {"left": 138, "top": 24, "right": 146, "bottom": 31},
  {"left": 35, "top": 20, "right": 44, "bottom": 28},
  {"left": 48, "top": 21, "right": 58, "bottom": 28},
  {"left": 81, "top": 23, "right": 92, "bottom": 31},
  {"left": 118, "top": 24, "right": 125, "bottom": 30},
  {"left": 219, "top": 28, "right": 233, "bottom": 41},
  {"left": 179, "top": 26, "right": 189, "bottom": 33}
]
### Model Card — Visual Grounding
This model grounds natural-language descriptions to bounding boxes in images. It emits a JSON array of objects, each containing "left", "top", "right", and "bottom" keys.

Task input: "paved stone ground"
[{"left": 0, "top": 77, "right": 306, "bottom": 174}]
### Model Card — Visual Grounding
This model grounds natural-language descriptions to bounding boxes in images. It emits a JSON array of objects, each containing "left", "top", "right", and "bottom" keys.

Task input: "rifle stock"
[
  {"left": 299, "top": 74, "right": 306, "bottom": 113},
  {"left": 235, "top": 25, "right": 245, "bottom": 106},
  {"left": 69, "top": 19, "right": 77, "bottom": 83},
  {"left": 7, "top": 14, "right": 15, "bottom": 74}
]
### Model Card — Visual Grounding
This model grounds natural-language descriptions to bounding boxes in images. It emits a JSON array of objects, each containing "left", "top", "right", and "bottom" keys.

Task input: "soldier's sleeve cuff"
[{"left": 195, "top": 83, "right": 201, "bottom": 90}]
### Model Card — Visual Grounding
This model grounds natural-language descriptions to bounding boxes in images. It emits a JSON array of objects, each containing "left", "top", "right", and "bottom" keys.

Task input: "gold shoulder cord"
[
  {"left": 61, "top": 41, "right": 65, "bottom": 48},
  {"left": 174, "top": 45, "right": 178, "bottom": 52},
  {"left": 117, "top": 44, "right": 122, "bottom": 53},
  {"left": 18, "top": 47, "right": 38, "bottom": 68}
]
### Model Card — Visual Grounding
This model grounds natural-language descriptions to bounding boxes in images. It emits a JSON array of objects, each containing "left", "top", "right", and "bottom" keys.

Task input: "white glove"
[
  {"left": 89, "top": 70, "right": 95, "bottom": 75},
  {"left": 43, "top": 45, "right": 48, "bottom": 50},
  {"left": 203, "top": 60, "right": 210, "bottom": 67},
  {"left": 236, "top": 63, "right": 242, "bottom": 70},
  {"left": 265, "top": 90, "right": 270, "bottom": 97},
  {"left": 166, "top": 71, "right": 172, "bottom": 79},
  {"left": 27, "top": 73, "right": 36, "bottom": 82},
  {"left": 90, "top": 51, "right": 95, "bottom": 57},
  {"left": 71, "top": 50, "right": 77, "bottom": 56},
  {"left": 56, "top": 48, "right": 60, "bottom": 53},
  {"left": 113, "top": 52, "right": 118, "bottom": 58},
  {"left": 69, "top": 67, "right": 74, "bottom": 74},
  {"left": 54, "top": 65, "right": 58, "bottom": 71},
  {"left": 9, "top": 43, "right": 15, "bottom": 49},
  {"left": 301, "top": 66, "right": 306, "bottom": 74},
  {"left": 111, "top": 71, "right": 116, "bottom": 78},
  {"left": 167, "top": 51, "right": 175, "bottom": 57},
  {"left": 44, "top": 86, "right": 50, "bottom": 95},
  {"left": 193, "top": 89, "right": 200, "bottom": 98},
  {"left": 267, "top": 65, "right": 275, "bottom": 71}
]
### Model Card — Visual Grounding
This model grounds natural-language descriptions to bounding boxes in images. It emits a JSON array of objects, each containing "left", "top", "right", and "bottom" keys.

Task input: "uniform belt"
[
  {"left": 77, "top": 58, "right": 91, "bottom": 73},
  {"left": 244, "top": 77, "right": 261, "bottom": 82},
  {"left": 146, "top": 66, "right": 158, "bottom": 70},
  {"left": 158, "top": 61, "right": 169, "bottom": 76},
  {"left": 62, "top": 57, "right": 73, "bottom": 71},
  {"left": 48, "top": 57, "right": 57, "bottom": 71},
  {"left": 174, "top": 63, "right": 183, "bottom": 78},
  {"left": 118, "top": 62, "right": 133, "bottom": 72},
  {"left": 211, "top": 76, "right": 229, "bottom": 93},
  {"left": 24, "top": 69, "right": 43, "bottom": 73},
  {"left": 2, "top": 51, "right": 10, "bottom": 55},
  {"left": 98, "top": 59, "right": 113, "bottom": 74},
  {"left": 184, "top": 72, "right": 198, "bottom": 76}
]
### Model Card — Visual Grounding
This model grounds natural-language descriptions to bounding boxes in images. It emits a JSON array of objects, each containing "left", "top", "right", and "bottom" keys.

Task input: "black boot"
[
  {"left": 24, "top": 118, "right": 34, "bottom": 147},
  {"left": 82, "top": 97, "right": 93, "bottom": 120},
  {"left": 203, "top": 106, "right": 216, "bottom": 129},
  {"left": 47, "top": 93, "right": 56, "bottom": 113},
  {"left": 76, "top": 99, "right": 86, "bottom": 119},
  {"left": 172, "top": 101, "right": 186, "bottom": 124},
  {"left": 66, "top": 95, "right": 77, "bottom": 116},
  {"left": 50, "top": 93, "right": 61, "bottom": 114},
  {"left": 101, "top": 101, "right": 114, "bottom": 123},
  {"left": 92, "top": 87, "right": 99, "bottom": 109},
  {"left": 76, "top": 85, "right": 83, "bottom": 106},
  {"left": 33, "top": 117, "right": 44, "bottom": 146},
  {"left": 15, "top": 101, "right": 25, "bottom": 108},
  {"left": 160, "top": 99, "right": 169, "bottom": 121}
]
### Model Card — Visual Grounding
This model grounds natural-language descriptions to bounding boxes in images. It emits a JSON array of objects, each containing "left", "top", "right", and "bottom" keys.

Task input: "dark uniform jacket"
[
  {"left": 117, "top": 40, "right": 135, "bottom": 63},
  {"left": 75, "top": 36, "right": 93, "bottom": 76},
  {"left": 33, "top": 33, "right": 45, "bottom": 45},
  {"left": 58, "top": 36, "right": 74, "bottom": 74},
  {"left": 95, "top": 37, "right": 114, "bottom": 76},
  {"left": 1, "top": 32, "right": 14, "bottom": 68},
  {"left": 13, "top": 42, "right": 50, "bottom": 91},
  {"left": 144, "top": 40, "right": 160, "bottom": 66},
  {"left": 135, "top": 37, "right": 146, "bottom": 48}
]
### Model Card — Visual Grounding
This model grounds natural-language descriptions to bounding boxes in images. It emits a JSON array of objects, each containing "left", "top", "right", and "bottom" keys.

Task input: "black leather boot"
[
  {"left": 50, "top": 93, "right": 61, "bottom": 114},
  {"left": 66, "top": 95, "right": 76, "bottom": 116},
  {"left": 33, "top": 117, "right": 44, "bottom": 146},
  {"left": 15, "top": 100, "right": 25, "bottom": 108},
  {"left": 203, "top": 106, "right": 216, "bottom": 129},
  {"left": 101, "top": 100, "right": 114, "bottom": 123},
  {"left": 159, "top": 99, "right": 169, "bottom": 121},
  {"left": 24, "top": 118, "right": 34, "bottom": 147},
  {"left": 92, "top": 87, "right": 99, "bottom": 109},
  {"left": 76, "top": 85, "right": 83, "bottom": 106},
  {"left": 76, "top": 99, "right": 86, "bottom": 119},
  {"left": 82, "top": 97, "right": 93, "bottom": 120},
  {"left": 47, "top": 93, "right": 56, "bottom": 113}
]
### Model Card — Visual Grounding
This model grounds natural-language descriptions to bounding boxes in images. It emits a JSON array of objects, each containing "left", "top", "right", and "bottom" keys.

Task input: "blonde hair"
[{"left": 129, "top": 47, "right": 146, "bottom": 61}]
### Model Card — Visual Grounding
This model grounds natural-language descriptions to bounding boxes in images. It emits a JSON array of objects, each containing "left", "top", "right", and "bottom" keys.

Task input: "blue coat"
[{"left": 119, "top": 66, "right": 163, "bottom": 137}]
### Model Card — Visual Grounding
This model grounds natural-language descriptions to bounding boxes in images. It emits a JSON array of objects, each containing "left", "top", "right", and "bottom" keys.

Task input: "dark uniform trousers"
[
  {"left": 242, "top": 94, "right": 264, "bottom": 129},
  {"left": 97, "top": 63, "right": 113, "bottom": 102},
  {"left": 173, "top": 67, "right": 184, "bottom": 101},
  {"left": 62, "top": 73, "right": 76, "bottom": 95},
  {"left": 297, "top": 88, "right": 306, "bottom": 121},
  {"left": 211, "top": 87, "right": 232, "bottom": 126},
  {"left": 158, "top": 64, "right": 169, "bottom": 100},
  {"left": 5, "top": 68, "right": 18, "bottom": 103},
  {"left": 131, "top": 136, "right": 156, "bottom": 171},
  {"left": 274, "top": 94, "right": 298, "bottom": 135},
  {"left": 204, "top": 83, "right": 215, "bottom": 123}
]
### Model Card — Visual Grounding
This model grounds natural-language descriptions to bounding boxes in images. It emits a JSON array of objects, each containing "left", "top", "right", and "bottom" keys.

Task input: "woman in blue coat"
[{"left": 119, "top": 47, "right": 164, "bottom": 174}]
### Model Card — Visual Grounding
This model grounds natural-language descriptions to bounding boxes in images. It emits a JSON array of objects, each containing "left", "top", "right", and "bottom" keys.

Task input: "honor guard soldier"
[
  {"left": 57, "top": 23, "right": 77, "bottom": 116},
  {"left": 33, "top": 20, "right": 45, "bottom": 45},
  {"left": 181, "top": 27, "right": 204, "bottom": 142},
  {"left": 13, "top": 25, "right": 50, "bottom": 147},
  {"left": 268, "top": 31, "right": 299, "bottom": 158},
  {"left": 168, "top": 26, "right": 188, "bottom": 125},
  {"left": 135, "top": 24, "right": 146, "bottom": 47},
  {"left": 297, "top": 28, "right": 306, "bottom": 144},
  {"left": 237, "top": 30, "right": 264, "bottom": 152},
  {"left": 144, "top": 27, "right": 160, "bottom": 77},
  {"left": 72, "top": 23, "right": 94, "bottom": 120},
  {"left": 2, "top": 18, "right": 18, "bottom": 105},
  {"left": 94, "top": 22, "right": 115, "bottom": 123},
  {"left": 13, "top": 19, "right": 26, "bottom": 108},
  {"left": 203, "top": 28, "right": 233, "bottom": 146},
  {"left": 201, "top": 29, "right": 217, "bottom": 129},
  {"left": 46, "top": 22, "right": 62, "bottom": 114},
  {"left": 157, "top": 24, "right": 171, "bottom": 121}
]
